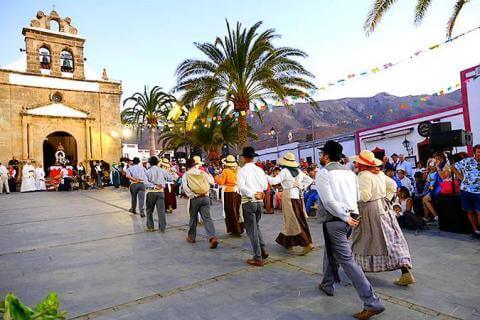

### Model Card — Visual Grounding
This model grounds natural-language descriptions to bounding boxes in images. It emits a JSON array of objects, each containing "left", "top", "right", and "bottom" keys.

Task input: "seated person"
[
  {"left": 413, "top": 171, "right": 429, "bottom": 217},
  {"left": 396, "top": 186, "right": 425, "bottom": 231},
  {"left": 396, "top": 169, "right": 413, "bottom": 194}
]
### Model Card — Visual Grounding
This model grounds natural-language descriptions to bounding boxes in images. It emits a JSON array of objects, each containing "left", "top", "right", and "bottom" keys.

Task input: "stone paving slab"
[{"left": 0, "top": 188, "right": 479, "bottom": 320}]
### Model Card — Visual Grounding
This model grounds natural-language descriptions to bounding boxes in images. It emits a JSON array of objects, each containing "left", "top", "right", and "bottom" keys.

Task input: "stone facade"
[{"left": 0, "top": 10, "right": 122, "bottom": 167}]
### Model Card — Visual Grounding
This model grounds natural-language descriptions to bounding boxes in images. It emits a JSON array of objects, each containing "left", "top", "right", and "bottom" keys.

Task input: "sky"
[{"left": 1, "top": 0, "right": 479, "bottom": 102}]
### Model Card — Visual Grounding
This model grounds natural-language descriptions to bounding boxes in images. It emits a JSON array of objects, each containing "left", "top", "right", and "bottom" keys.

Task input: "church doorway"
[{"left": 43, "top": 131, "right": 77, "bottom": 171}]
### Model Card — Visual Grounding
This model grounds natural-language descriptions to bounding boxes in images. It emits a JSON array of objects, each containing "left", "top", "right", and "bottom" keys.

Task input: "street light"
[
  {"left": 402, "top": 136, "right": 413, "bottom": 156},
  {"left": 269, "top": 127, "right": 279, "bottom": 159}
]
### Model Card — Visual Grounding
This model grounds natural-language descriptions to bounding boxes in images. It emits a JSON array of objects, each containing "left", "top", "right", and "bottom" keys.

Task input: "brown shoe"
[
  {"left": 186, "top": 236, "right": 196, "bottom": 244},
  {"left": 353, "top": 307, "right": 385, "bottom": 320},
  {"left": 209, "top": 237, "right": 218, "bottom": 249},
  {"left": 246, "top": 258, "right": 264, "bottom": 267},
  {"left": 261, "top": 249, "right": 269, "bottom": 259},
  {"left": 144, "top": 227, "right": 155, "bottom": 232}
]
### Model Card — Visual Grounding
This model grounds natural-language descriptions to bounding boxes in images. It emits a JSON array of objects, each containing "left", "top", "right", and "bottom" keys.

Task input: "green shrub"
[{"left": 0, "top": 292, "right": 67, "bottom": 320}]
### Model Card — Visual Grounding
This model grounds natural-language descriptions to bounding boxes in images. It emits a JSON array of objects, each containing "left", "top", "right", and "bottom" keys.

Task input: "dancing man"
[
  {"left": 316, "top": 141, "right": 385, "bottom": 320},
  {"left": 183, "top": 157, "right": 218, "bottom": 249},
  {"left": 126, "top": 157, "right": 147, "bottom": 217},
  {"left": 237, "top": 147, "right": 269, "bottom": 267}
]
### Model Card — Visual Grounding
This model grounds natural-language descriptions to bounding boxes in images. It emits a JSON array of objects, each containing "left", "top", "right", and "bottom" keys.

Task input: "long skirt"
[
  {"left": 351, "top": 198, "right": 412, "bottom": 272},
  {"left": 276, "top": 198, "right": 312, "bottom": 247},
  {"left": 8, "top": 177, "right": 16, "bottom": 192},
  {"left": 223, "top": 192, "right": 244, "bottom": 235},
  {"left": 165, "top": 184, "right": 177, "bottom": 210}
]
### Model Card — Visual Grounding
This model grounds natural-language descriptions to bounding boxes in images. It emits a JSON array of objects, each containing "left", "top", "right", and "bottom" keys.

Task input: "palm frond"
[
  {"left": 364, "top": 0, "right": 399, "bottom": 35},
  {"left": 446, "top": 0, "right": 468, "bottom": 38}
]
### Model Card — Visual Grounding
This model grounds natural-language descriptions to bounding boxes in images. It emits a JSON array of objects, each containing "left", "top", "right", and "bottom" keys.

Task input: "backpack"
[{"left": 186, "top": 172, "right": 210, "bottom": 195}]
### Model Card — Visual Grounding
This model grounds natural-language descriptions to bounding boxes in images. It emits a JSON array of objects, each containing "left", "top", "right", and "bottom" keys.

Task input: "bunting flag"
[{"left": 310, "top": 25, "right": 479, "bottom": 95}]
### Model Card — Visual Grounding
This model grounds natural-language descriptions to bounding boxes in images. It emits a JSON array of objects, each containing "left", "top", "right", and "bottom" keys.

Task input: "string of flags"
[{"left": 311, "top": 25, "right": 480, "bottom": 93}]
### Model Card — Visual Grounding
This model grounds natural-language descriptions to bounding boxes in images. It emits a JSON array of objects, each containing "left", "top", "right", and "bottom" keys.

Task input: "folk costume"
[
  {"left": 183, "top": 157, "right": 218, "bottom": 249},
  {"left": 316, "top": 141, "right": 385, "bottom": 319},
  {"left": 237, "top": 147, "right": 269, "bottom": 266},
  {"left": 214, "top": 155, "right": 244, "bottom": 236},
  {"left": 144, "top": 157, "right": 172, "bottom": 232},
  {"left": 126, "top": 158, "right": 147, "bottom": 217},
  {"left": 267, "top": 152, "right": 314, "bottom": 255},
  {"left": 160, "top": 158, "right": 177, "bottom": 213},
  {"left": 20, "top": 162, "right": 36, "bottom": 192},
  {"left": 350, "top": 150, "right": 414, "bottom": 286}
]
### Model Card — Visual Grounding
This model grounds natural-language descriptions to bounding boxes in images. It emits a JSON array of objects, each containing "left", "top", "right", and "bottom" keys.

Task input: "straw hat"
[
  {"left": 278, "top": 152, "right": 299, "bottom": 168},
  {"left": 159, "top": 158, "right": 170, "bottom": 168},
  {"left": 351, "top": 150, "right": 383, "bottom": 167},
  {"left": 192, "top": 155, "right": 204, "bottom": 165},
  {"left": 222, "top": 155, "right": 237, "bottom": 167}
]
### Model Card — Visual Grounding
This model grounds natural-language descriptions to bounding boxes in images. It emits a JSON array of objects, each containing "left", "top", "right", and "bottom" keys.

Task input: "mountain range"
[{"left": 127, "top": 90, "right": 462, "bottom": 151}]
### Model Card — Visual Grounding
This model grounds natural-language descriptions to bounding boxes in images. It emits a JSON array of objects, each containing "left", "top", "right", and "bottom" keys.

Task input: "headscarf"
[
  {"left": 281, "top": 165, "right": 300, "bottom": 178},
  {"left": 357, "top": 163, "right": 381, "bottom": 174}
]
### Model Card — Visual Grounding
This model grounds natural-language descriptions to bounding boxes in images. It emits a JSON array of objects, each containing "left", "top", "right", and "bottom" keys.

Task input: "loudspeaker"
[
  {"left": 430, "top": 130, "right": 473, "bottom": 147},
  {"left": 431, "top": 122, "right": 452, "bottom": 134}
]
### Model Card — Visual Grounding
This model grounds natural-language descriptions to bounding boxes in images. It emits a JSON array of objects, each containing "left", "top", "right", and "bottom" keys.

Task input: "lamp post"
[
  {"left": 402, "top": 136, "right": 413, "bottom": 156},
  {"left": 269, "top": 127, "right": 279, "bottom": 159}
]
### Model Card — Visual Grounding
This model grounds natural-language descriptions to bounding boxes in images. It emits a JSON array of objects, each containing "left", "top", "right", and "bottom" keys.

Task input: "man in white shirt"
[
  {"left": 396, "top": 154, "right": 413, "bottom": 177},
  {"left": 316, "top": 140, "right": 384, "bottom": 320},
  {"left": 126, "top": 157, "right": 148, "bottom": 217},
  {"left": 237, "top": 147, "right": 269, "bottom": 267},
  {"left": 0, "top": 162, "right": 10, "bottom": 194}
]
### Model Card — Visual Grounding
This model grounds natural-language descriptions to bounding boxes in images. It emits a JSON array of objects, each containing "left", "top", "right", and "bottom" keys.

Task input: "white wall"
[
  {"left": 465, "top": 66, "right": 480, "bottom": 147},
  {"left": 256, "top": 142, "right": 300, "bottom": 162},
  {"left": 359, "top": 111, "right": 467, "bottom": 161}
]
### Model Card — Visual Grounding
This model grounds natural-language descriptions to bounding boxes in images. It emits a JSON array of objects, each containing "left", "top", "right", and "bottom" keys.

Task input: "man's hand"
[
  {"left": 346, "top": 217, "right": 359, "bottom": 228},
  {"left": 254, "top": 192, "right": 265, "bottom": 200}
]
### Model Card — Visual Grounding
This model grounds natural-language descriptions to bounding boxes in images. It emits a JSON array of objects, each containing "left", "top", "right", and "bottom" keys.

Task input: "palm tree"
[
  {"left": 121, "top": 86, "right": 177, "bottom": 156},
  {"left": 174, "top": 20, "right": 316, "bottom": 150},
  {"left": 158, "top": 107, "right": 255, "bottom": 158},
  {"left": 364, "top": 0, "right": 470, "bottom": 38}
]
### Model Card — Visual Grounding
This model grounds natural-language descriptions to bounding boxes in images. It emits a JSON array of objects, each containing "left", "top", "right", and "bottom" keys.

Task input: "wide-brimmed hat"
[
  {"left": 240, "top": 146, "right": 258, "bottom": 158},
  {"left": 396, "top": 168, "right": 406, "bottom": 173},
  {"left": 351, "top": 150, "right": 383, "bottom": 167},
  {"left": 278, "top": 152, "right": 299, "bottom": 168},
  {"left": 192, "top": 155, "right": 204, "bottom": 165},
  {"left": 222, "top": 155, "right": 237, "bottom": 167},
  {"left": 159, "top": 158, "right": 170, "bottom": 168}
]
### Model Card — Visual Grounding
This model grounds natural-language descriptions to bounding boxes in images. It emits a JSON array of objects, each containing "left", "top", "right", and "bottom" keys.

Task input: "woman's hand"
[{"left": 347, "top": 217, "right": 359, "bottom": 228}]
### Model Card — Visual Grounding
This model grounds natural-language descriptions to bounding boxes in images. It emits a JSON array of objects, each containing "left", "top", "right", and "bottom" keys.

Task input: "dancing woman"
[
  {"left": 214, "top": 155, "right": 244, "bottom": 236},
  {"left": 350, "top": 150, "right": 415, "bottom": 286},
  {"left": 267, "top": 152, "right": 314, "bottom": 255}
]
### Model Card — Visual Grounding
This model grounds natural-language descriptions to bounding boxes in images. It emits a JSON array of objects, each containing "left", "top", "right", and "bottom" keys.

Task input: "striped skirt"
[{"left": 351, "top": 198, "right": 412, "bottom": 272}]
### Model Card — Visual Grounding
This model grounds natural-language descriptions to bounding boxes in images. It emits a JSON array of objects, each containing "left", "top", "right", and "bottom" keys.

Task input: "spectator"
[
  {"left": 412, "top": 161, "right": 424, "bottom": 176},
  {"left": 395, "top": 187, "right": 425, "bottom": 231},
  {"left": 413, "top": 171, "right": 429, "bottom": 217},
  {"left": 422, "top": 152, "right": 448, "bottom": 223},
  {"left": 382, "top": 156, "right": 395, "bottom": 171},
  {"left": 451, "top": 144, "right": 480, "bottom": 239},
  {"left": 396, "top": 169, "right": 413, "bottom": 194},
  {"left": 385, "top": 167, "right": 401, "bottom": 188},
  {"left": 391, "top": 153, "right": 399, "bottom": 170},
  {"left": 396, "top": 154, "right": 413, "bottom": 177}
]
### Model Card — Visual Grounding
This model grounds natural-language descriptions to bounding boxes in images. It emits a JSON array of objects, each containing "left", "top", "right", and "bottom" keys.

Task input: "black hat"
[
  {"left": 319, "top": 140, "right": 343, "bottom": 158},
  {"left": 391, "top": 153, "right": 399, "bottom": 158},
  {"left": 132, "top": 157, "right": 140, "bottom": 164},
  {"left": 148, "top": 156, "right": 159, "bottom": 166},
  {"left": 240, "top": 146, "right": 258, "bottom": 158}
]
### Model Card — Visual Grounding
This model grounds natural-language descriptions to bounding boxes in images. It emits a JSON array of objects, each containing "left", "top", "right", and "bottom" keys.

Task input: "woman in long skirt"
[
  {"left": 214, "top": 155, "right": 244, "bottom": 236},
  {"left": 160, "top": 158, "right": 178, "bottom": 214},
  {"left": 350, "top": 150, "right": 415, "bottom": 286},
  {"left": 268, "top": 152, "right": 314, "bottom": 255}
]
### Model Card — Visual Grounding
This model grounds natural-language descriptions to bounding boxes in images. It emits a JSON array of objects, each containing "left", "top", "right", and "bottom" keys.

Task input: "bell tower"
[{"left": 22, "top": 10, "right": 85, "bottom": 80}]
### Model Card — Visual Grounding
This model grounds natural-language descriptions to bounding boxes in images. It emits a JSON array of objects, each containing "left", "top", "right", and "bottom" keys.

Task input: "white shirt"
[
  {"left": 315, "top": 162, "right": 359, "bottom": 222},
  {"left": 237, "top": 162, "right": 268, "bottom": 200},
  {"left": 61, "top": 168, "right": 69, "bottom": 178},
  {"left": 267, "top": 168, "right": 313, "bottom": 199},
  {"left": 399, "top": 176, "right": 414, "bottom": 194},
  {"left": 0, "top": 165, "right": 7, "bottom": 177}
]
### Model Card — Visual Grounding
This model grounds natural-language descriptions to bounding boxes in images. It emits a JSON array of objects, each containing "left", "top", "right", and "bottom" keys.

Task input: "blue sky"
[{"left": 1, "top": 0, "right": 479, "bottom": 101}]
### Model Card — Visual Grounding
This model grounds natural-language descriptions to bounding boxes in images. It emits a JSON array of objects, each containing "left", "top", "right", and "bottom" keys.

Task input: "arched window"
[
  {"left": 60, "top": 50, "right": 74, "bottom": 72},
  {"left": 39, "top": 46, "right": 51, "bottom": 69}
]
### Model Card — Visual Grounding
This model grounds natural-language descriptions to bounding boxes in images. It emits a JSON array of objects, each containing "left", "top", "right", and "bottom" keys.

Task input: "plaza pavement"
[{"left": 0, "top": 188, "right": 479, "bottom": 320}]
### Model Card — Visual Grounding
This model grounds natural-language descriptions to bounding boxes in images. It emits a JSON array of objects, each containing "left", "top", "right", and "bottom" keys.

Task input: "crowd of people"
[{"left": 1, "top": 142, "right": 478, "bottom": 319}]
